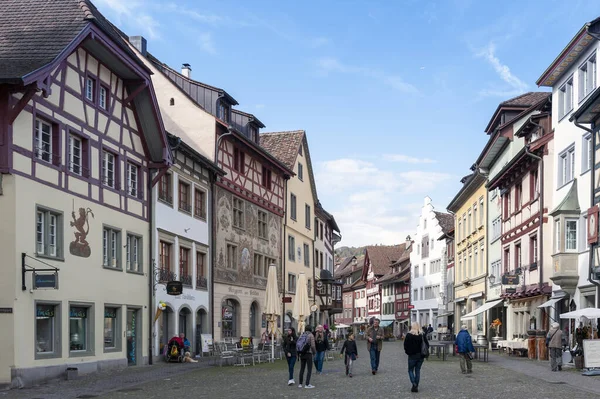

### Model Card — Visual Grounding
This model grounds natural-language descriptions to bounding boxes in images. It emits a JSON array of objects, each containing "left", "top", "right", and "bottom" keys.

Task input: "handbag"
[
  {"left": 420, "top": 335, "right": 429, "bottom": 358},
  {"left": 546, "top": 330, "right": 558, "bottom": 347}
]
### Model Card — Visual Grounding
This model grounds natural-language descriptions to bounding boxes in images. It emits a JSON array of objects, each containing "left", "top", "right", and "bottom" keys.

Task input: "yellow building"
[
  {"left": 260, "top": 131, "right": 318, "bottom": 328},
  {"left": 447, "top": 172, "right": 488, "bottom": 338}
]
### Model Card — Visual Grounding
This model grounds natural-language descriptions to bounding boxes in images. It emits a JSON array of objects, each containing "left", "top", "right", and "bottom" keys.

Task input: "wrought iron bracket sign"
[
  {"left": 21, "top": 253, "right": 59, "bottom": 291},
  {"left": 166, "top": 281, "right": 183, "bottom": 296},
  {"left": 502, "top": 274, "right": 519, "bottom": 285}
]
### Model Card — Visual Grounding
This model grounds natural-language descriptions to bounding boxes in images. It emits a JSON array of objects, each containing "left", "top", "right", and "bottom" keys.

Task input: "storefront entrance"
[{"left": 126, "top": 308, "right": 140, "bottom": 366}]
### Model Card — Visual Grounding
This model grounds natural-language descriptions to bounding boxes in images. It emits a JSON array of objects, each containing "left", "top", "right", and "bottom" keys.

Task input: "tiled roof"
[
  {"left": 366, "top": 244, "right": 407, "bottom": 276},
  {"left": 0, "top": 0, "right": 144, "bottom": 82},
  {"left": 334, "top": 255, "right": 364, "bottom": 279},
  {"left": 260, "top": 131, "right": 305, "bottom": 170},
  {"left": 500, "top": 92, "right": 550, "bottom": 107},
  {"left": 434, "top": 211, "right": 455, "bottom": 235}
]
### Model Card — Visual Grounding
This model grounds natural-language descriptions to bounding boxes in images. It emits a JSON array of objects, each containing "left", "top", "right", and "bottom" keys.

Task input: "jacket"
[
  {"left": 404, "top": 332, "right": 428, "bottom": 359},
  {"left": 283, "top": 334, "right": 297, "bottom": 356},
  {"left": 299, "top": 332, "right": 317, "bottom": 357},
  {"left": 366, "top": 325, "right": 384, "bottom": 351},
  {"left": 547, "top": 327, "right": 563, "bottom": 349},
  {"left": 455, "top": 330, "right": 475, "bottom": 353},
  {"left": 341, "top": 339, "right": 358, "bottom": 357},
  {"left": 314, "top": 331, "right": 329, "bottom": 352}
]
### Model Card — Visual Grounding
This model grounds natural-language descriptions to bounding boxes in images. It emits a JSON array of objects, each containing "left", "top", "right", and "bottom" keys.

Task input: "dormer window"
[
  {"left": 249, "top": 126, "right": 258, "bottom": 142},
  {"left": 218, "top": 101, "right": 230, "bottom": 123}
]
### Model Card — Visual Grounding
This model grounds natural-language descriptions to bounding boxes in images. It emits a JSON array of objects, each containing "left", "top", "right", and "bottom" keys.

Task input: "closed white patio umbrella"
[
  {"left": 264, "top": 263, "right": 280, "bottom": 362},
  {"left": 293, "top": 272, "right": 311, "bottom": 335}
]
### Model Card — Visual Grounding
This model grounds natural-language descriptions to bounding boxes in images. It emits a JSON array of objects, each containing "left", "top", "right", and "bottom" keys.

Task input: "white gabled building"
[{"left": 410, "top": 197, "right": 452, "bottom": 329}]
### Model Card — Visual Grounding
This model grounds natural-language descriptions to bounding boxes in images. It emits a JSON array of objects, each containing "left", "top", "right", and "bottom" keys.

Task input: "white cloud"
[
  {"left": 198, "top": 33, "right": 216, "bottom": 54},
  {"left": 95, "top": 0, "right": 161, "bottom": 39},
  {"left": 316, "top": 57, "right": 419, "bottom": 94},
  {"left": 384, "top": 154, "right": 437, "bottom": 164},
  {"left": 476, "top": 42, "right": 527, "bottom": 96}
]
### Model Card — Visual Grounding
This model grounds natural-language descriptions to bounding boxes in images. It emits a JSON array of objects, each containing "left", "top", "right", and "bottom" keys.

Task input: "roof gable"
[
  {"left": 484, "top": 92, "right": 550, "bottom": 133},
  {"left": 363, "top": 244, "right": 407, "bottom": 277}
]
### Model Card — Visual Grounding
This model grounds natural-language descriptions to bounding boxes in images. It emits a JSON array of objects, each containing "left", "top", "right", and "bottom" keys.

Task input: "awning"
[
  {"left": 379, "top": 320, "right": 393, "bottom": 327},
  {"left": 399, "top": 319, "right": 410, "bottom": 324},
  {"left": 437, "top": 311, "right": 454, "bottom": 318},
  {"left": 538, "top": 295, "right": 565, "bottom": 308},
  {"left": 461, "top": 299, "right": 504, "bottom": 320},
  {"left": 455, "top": 297, "right": 466, "bottom": 303}
]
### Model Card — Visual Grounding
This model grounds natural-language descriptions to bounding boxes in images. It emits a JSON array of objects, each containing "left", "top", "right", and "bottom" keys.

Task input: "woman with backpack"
[
  {"left": 403, "top": 321, "right": 429, "bottom": 393},
  {"left": 296, "top": 325, "right": 317, "bottom": 389},
  {"left": 283, "top": 327, "right": 298, "bottom": 386}
]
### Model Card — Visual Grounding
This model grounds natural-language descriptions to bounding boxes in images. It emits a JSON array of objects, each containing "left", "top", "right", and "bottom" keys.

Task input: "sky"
[{"left": 95, "top": 0, "right": 600, "bottom": 248}]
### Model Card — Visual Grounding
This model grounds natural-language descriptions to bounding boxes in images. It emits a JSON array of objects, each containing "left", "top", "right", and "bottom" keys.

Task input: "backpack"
[{"left": 296, "top": 333, "right": 311, "bottom": 354}]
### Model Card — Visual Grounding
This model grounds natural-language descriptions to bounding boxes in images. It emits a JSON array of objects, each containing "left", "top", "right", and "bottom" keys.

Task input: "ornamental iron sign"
[
  {"left": 166, "top": 281, "right": 183, "bottom": 295},
  {"left": 33, "top": 272, "right": 58, "bottom": 289},
  {"left": 502, "top": 274, "right": 519, "bottom": 285}
]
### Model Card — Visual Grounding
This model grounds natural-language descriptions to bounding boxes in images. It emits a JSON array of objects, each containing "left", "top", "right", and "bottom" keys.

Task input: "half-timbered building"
[
  {"left": 0, "top": 1, "right": 170, "bottom": 386},
  {"left": 127, "top": 41, "right": 293, "bottom": 341},
  {"left": 333, "top": 256, "right": 360, "bottom": 330}
]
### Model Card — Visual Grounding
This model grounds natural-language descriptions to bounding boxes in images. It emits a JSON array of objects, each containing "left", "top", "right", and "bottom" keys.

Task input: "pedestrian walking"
[
  {"left": 313, "top": 325, "right": 328, "bottom": 374},
  {"left": 455, "top": 325, "right": 475, "bottom": 374},
  {"left": 404, "top": 321, "right": 429, "bottom": 393},
  {"left": 283, "top": 327, "right": 298, "bottom": 385},
  {"left": 297, "top": 325, "right": 317, "bottom": 389},
  {"left": 547, "top": 322, "right": 563, "bottom": 371},
  {"left": 340, "top": 333, "right": 358, "bottom": 377},
  {"left": 365, "top": 318, "right": 384, "bottom": 375}
]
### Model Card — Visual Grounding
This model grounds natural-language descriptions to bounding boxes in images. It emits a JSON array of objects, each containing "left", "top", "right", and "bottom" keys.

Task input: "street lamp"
[{"left": 489, "top": 275, "right": 496, "bottom": 285}]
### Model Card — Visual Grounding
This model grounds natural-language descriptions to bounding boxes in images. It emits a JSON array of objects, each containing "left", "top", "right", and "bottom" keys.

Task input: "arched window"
[
  {"left": 249, "top": 302, "right": 258, "bottom": 337},
  {"left": 222, "top": 299, "right": 238, "bottom": 338}
]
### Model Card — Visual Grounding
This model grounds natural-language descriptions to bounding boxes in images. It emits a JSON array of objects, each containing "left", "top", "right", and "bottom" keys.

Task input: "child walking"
[{"left": 340, "top": 333, "right": 358, "bottom": 377}]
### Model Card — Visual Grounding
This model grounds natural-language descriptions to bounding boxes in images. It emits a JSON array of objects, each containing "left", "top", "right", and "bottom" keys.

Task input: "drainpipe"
[
  {"left": 148, "top": 168, "right": 154, "bottom": 365},
  {"left": 282, "top": 179, "right": 288, "bottom": 328},
  {"left": 212, "top": 126, "right": 233, "bottom": 339}
]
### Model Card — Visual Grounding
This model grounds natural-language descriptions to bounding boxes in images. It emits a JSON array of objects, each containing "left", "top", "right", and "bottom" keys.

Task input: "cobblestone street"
[{"left": 3, "top": 341, "right": 600, "bottom": 399}]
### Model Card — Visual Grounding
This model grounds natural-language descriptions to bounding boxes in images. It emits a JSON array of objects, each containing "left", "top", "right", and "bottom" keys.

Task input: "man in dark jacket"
[
  {"left": 340, "top": 332, "right": 358, "bottom": 377},
  {"left": 455, "top": 325, "right": 475, "bottom": 374},
  {"left": 366, "top": 318, "right": 384, "bottom": 374}
]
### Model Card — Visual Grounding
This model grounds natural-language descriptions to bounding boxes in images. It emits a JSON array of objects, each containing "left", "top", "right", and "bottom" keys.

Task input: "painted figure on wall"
[{"left": 70, "top": 206, "right": 94, "bottom": 258}]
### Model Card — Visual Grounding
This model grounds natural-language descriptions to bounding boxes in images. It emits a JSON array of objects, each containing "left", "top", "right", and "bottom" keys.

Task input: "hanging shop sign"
[
  {"left": 502, "top": 274, "right": 519, "bottom": 285},
  {"left": 33, "top": 272, "right": 58, "bottom": 289},
  {"left": 166, "top": 281, "right": 183, "bottom": 296}
]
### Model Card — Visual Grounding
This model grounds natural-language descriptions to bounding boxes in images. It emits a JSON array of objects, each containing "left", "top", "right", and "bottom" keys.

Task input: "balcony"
[
  {"left": 196, "top": 276, "right": 208, "bottom": 290},
  {"left": 181, "top": 273, "right": 193, "bottom": 287},
  {"left": 158, "top": 268, "right": 176, "bottom": 283},
  {"left": 158, "top": 192, "right": 173, "bottom": 205},
  {"left": 550, "top": 252, "right": 579, "bottom": 295}
]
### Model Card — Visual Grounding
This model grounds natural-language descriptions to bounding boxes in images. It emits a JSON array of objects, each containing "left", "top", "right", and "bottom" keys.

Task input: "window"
[
  {"left": 85, "top": 76, "right": 95, "bottom": 102},
  {"left": 102, "top": 227, "right": 121, "bottom": 268},
  {"left": 320, "top": 222, "right": 324, "bottom": 240},
  {"left": 414, "top": 264, "right": 419, "bottom": 278},
  {"left": 530, "top": 169, "right": 539, "bottom": 200},
  {"left": 558, "top": 145, "right": 576, "bottom": 186},
  {"left": 566, "top": 219, "right": 577, "bottom": 251},
  {"left": 253, "top": 253, "right": 264, "bottom": 276},
  {"left": 458, "top": 220, "right": 462, "bottom": 241},
  {"left": 530, "top": 235, "right": 538, "bottom": 265},
  {"left": 503, "top": 193, "right": 511, "bottom": 219},
  {"left": 490, "top": 260, "right": 501, "bottom": 284},
  {"left": 36, "top": 303, "right": 60, "bottom": 357},
  {"left": 233, "top": 197, "right": 244, "bottom": 229},
  {"left": 555, "top": 220, "right": 561, "bottom": 252},
  {"left": 503, "top": 247, "right": 510, "bottom": 273},
  {"left": 126, "top": 162, "right": 139, "bottom": 197},
  {"left": 218, "top": 101, "right": 230, "bottom": 122},
  {"left": 299, "top": 145, "right": 303, "bottom": 156},
  {"left": 473, "top": 203, "right": 478, "bottom": 229},
  {"left": 468, "top": 210, "right": 472, "bottom": 234},
  {"left": 320, "top": 252, "right": 324, "bottom": 270},
  {"left": 515, "top": 182, "right": 522, "bottom": 211},
  {"left": 69, "top": 305, "right": 91, "bottom": 353},
  {"left": 298, "top": 163, "right": 304, "bottom": 181},
  {"left": 159, "top": 173, "right": 172, "bottom": 204},
  {"left": 258, "top": 210, "right": 268, "bottom": 239},
  {"left": 479, "top": 198, "right": 484, "bottom": 225},
  {"left": 462, "top": 215, "right": 466, "bottom": 238},
  {"left": 126, "top": 234, "right": 142, "bottom": 273},
  {"left": 194, "top": 188, "right": 206, "bottom": 219},
  {"left": 102, "top": 151, "right": 116, "bottom": 188},
  {"left": 34, "top": 118, "right": 54, "bottom": 163},
  {"left": 307, "top": 278, "right": 312, "bottom": 297},
  {"left": 261, "top": 166, "right": 272, "bottom": 189},
  {"left": 579, "top": 53, "right": 596, "bottom": 101},
  {"left": 178, "top": 180, "right": 191, "bottom": 213},
  {"left": 180, "top": 247, "right": 191, "bottom": 286},
  {"left": 68, "top": 134, "right": 85, "bottom": 176},
  {"left": 305, "top": 204, "right": 311, "bottom": 229},
  {"left": 421, "top": 235, "right": 429, "bottom": 258},
  {"left": 424, "top": 218, "right": 427, "bottom": 229},
  {"left": 226, "top": 243, "right": 238, "bottom": 269},
  {"left": 290, "top": 193, "right": 297, "bottom": 220},
  {"left": 288, "top": 273, "right": 297, "bottom": 293},
  {"left": 159, "top": 241, "right": 171, "bottom": 272},
  {"left": 196, "top": 252, "right": 207, "bottom": 289},
  {"left": 583, "top": 133, "right": 593, "bottom": 173},
  {"left": 233, "top": 148, "right": 245, "bottom": 174},
  {"left": 288, "top": 236, "right": 295, "bottom": 261},
  {"left": 514, "top": 243, "right": 521, "bottom": 270},
  {"left": 413, "top": 289, "right": 418, "bottom": 301},
  {"left": 36, "top": 207, "right": 62, "bottom": 258},
  {"left": 104, "top": 307, "right": 119, "bottom": 350},
  {"left": 99, "top": 86, "right": 108, "bottom": 110},
  {"left": 304, "top": 243, "right": 310, "bottom": 267},
  {"left": 558, "top": 76, "right": 573, "bottom": 119},
  {"left": 249, "top": 126, "right": 258, "bottom": 142}
]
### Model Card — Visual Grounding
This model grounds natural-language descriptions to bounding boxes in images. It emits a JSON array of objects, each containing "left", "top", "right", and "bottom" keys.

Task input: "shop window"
[
  {"left": 69, "top": 305, "right": 93, "bottom": 355},
  {"left": 35, "top": 303, "right": 61, "bottom": 359},
  {"left": 104, "top": 307, "right": 121, "bottom": 351}
]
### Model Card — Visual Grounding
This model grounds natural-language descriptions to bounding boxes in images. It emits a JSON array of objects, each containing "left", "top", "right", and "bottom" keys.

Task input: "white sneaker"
[
  {"left": 288, "top": 379, "right": 294, "bottom": 386},
  {"left": 298, "top": 384, "right": 303, "bottom": 388},
  {"left": 305, "top": 384, "right": 315, "bottom": 389}
]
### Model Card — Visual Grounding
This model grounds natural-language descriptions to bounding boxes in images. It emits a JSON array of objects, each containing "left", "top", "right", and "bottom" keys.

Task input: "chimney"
[
  {"left": 182, "top": 63, "right": 192, "bottom": 78},
  {"left": 405, "top": 235, "right": 411, "bottom": 250},
  {"left": 130, "top": 36, "right": 147, "bottom": 57}
]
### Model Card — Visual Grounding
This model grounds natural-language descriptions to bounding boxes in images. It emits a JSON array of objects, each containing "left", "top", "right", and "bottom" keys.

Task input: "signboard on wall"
[
  {"left": 166, "top": 281, "right": 183, "bottom": 295},
  {"left": 200, "top": 334, "right": 213, "bottom": 354},
  {"left": 502, "top": 274, "right": 519, "bottom": 285},
  {"left": 33, "top": 272, "right": 58, "bottom": 289},
  {"left": 583, "top": 340, "right": 600, "bottom": 368}
]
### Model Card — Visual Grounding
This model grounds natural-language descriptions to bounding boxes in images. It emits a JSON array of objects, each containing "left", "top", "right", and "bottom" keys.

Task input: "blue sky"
[{"left": 96, "top": 0, "right": 600, "bottom": 247}]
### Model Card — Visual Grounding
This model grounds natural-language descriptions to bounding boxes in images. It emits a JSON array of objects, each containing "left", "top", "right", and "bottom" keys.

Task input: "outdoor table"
[
  {"left": 428, "top": 341, "right": 449, "bottom": 361},
  {"left": 472, "top": 344, "right": 488, "bottom": 362}
]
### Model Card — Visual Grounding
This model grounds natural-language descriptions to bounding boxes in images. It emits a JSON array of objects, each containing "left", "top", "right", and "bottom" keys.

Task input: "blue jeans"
[
  {"left": 314, "top": 351, "right": 325, "bottom": 372},
  {"left": 286, "top": 355, "right": 296, "bottom": 380},
  {"left": 369, "top": 347, "right": 381, "bottom": 371},
  {"left": 408, "top": 357, "right": 424, "bottom": 386}
]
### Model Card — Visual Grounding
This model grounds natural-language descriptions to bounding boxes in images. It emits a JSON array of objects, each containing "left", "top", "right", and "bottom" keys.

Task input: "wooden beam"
[
  {"left": 8, "top": 84, "right": 37, "bottom": 125},
  {"left": 123, "top": 81, "right": 148, "bottom": 105}
]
